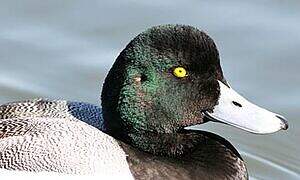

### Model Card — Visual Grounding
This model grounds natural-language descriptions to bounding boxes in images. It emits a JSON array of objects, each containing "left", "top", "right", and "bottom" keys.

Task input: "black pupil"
[{"left": 232, "top": 101, "right": 242, "bottom": 107}]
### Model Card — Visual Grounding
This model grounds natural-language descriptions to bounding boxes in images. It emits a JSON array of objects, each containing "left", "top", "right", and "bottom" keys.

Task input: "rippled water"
[{"left": 0, "top": 0, "right": 299, "bottom": 179}]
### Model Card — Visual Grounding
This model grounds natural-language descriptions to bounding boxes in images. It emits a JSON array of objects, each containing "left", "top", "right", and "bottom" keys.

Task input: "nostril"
[{"left": 232, "top": 101, "right": 242, "bottom": 107}]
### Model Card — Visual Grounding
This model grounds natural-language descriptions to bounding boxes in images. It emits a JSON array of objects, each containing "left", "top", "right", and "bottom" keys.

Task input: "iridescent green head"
[
  {"left": 101, "top": 24, "right": 225, "bottom": 141},
  {"left": 102, "top": 24, "right": 288, "bottom": 149}
]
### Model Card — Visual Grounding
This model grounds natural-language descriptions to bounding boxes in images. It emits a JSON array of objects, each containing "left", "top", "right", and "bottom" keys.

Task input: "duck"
[{"left": 0, "top": 24, "right": 288, "bottom": 179}]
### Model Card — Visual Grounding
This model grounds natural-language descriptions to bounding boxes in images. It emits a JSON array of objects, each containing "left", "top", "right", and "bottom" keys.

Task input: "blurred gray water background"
[{"left": 0, "top": 0, "right": 299, "bottom": 179}]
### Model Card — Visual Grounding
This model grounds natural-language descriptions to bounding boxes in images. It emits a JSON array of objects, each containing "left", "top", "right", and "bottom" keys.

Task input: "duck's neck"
[
  {"left": 126, "top": 130, "right": 204, "bottom": 157},
  {"left": 118, "top": 130, "right": 248, "bottom": 180},
  {"left": 119, "top": 128, "right": 243, "bottom": 160}
]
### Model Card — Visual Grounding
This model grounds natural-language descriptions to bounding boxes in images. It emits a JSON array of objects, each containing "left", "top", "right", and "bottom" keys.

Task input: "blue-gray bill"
[{"left": 189, "top": 80, "right": 288, "bottom": 134}]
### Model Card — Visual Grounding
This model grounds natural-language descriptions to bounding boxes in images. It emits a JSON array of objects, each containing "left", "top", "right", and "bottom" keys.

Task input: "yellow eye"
[{"left": 173, "top": 67, "right": 187, "bottom": 78}]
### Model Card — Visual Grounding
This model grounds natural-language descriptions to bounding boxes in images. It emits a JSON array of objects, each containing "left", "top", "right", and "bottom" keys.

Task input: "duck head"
[{"left": 101, "top": 24, "right": 288, "bottom": 155}]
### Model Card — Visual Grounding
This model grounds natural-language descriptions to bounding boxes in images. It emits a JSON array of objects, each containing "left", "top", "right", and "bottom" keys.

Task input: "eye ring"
[{"left": 173, "top": 67, "right": 187, "bottom": 78}]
